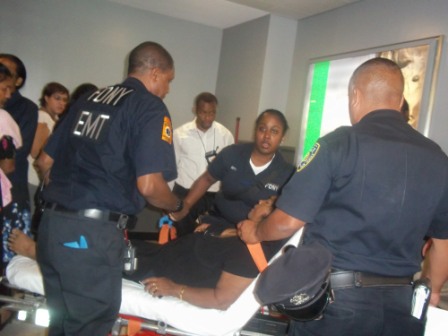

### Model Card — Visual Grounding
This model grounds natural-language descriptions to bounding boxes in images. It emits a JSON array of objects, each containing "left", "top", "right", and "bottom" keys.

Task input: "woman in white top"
[{"left": 28, "top": 82, "right": 69, "bottom": 212}]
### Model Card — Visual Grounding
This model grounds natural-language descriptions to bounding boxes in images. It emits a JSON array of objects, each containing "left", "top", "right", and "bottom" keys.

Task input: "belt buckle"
[
  {"left": 117, "top": 214, "right": 128, "bottom": 230},
  {"left": 83, "top": 209, "right": 103, "bottom": 220},
  {"left": 354, "top": 272, "right": 362, "bottom": 287}
]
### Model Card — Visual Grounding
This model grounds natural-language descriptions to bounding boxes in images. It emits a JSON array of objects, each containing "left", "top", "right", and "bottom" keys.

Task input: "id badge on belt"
[
  {"left": 123, "top": 240, "right": 137, "bottom": 275},
  {"left": 410, "top": 278, "right": 431, "bottom": 320}
]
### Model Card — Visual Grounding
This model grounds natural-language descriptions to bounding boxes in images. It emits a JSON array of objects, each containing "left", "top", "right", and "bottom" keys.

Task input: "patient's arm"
[{"left": 141, "top": 271, "right": 253, "bottom": 310}]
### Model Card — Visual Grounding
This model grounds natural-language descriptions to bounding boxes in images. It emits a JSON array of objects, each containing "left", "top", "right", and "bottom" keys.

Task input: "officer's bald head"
[
  {"left": 127, "top": 41, "right": 174, "bottom": 75},
  {"left": 348, "top": 57, "right": 404, "bottom": 124}
]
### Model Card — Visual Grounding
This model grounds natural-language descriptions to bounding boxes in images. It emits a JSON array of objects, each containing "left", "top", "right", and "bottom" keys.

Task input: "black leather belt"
[
  {"left": 330, "top": 271, "right": 413, "bottom": 289},
  {"left": 45, "top": 202, "right": 136, "bottom": 230}
]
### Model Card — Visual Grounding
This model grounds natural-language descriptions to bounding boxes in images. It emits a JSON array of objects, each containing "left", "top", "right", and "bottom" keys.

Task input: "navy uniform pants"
[
  {"left": 37, "top": 209, "right": 125, "bottom": 336},
  {"left": 289, "top": 286, "right": 425, "bottom": 336}
]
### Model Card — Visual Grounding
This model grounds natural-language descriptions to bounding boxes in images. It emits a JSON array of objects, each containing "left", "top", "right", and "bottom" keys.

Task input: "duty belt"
[
  {"left": 45, "top": 202, "right": 137, "bottom": 230},
  {"left": 330, "top": 271, "right": 413, "bottom": 289}
]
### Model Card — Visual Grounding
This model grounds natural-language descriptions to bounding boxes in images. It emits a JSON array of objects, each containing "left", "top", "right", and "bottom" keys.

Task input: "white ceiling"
[{"left": 107, "top": 0, "right": 362, "bottom": 28}]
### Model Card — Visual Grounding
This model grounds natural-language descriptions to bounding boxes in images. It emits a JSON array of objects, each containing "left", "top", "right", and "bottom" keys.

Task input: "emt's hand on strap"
[
  {"left": 238, "top": 208, "right": 306, "bottom": 244},
  {"left": 169, "top": 171, "right": 217, "bottom": 222},
  {"left": 237, "top": 196, "right": 277, "bottom": 244}
]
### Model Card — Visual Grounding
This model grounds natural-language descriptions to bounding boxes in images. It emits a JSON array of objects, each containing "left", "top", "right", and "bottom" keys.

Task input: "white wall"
[
  {"left": 287, "top": 0, "right": 448, "bottom": 154},
  {"left": 215, "top": 16, "right": 270, "bottom": 142},
  {"left": 216, "top": 15, "right": 298, "bottom": 144},
  {"left": 0, "top": 0, "right": 223, "bottom": 129},
  {"left": 259, "top": 16, "right": 297, "bottom": 115}
]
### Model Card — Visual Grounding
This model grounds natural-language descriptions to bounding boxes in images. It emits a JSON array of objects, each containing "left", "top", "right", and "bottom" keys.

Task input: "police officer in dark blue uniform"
[
  {"left": 35, "top": 42, "right": 183, "bottom": 336},
  {"left": 238, "top": 58, "right": 448, "bottom": 336}
]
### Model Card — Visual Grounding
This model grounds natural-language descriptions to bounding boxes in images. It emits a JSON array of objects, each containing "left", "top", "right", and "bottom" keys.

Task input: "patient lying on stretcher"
[{"left": 8, "top": 197, "right": 286, "bottom": 310}]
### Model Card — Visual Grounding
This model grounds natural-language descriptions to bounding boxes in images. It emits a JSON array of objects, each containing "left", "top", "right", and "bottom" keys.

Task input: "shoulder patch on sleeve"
[
  {"left": 297, "top": 143, "right": 320, "bottom": 172},
  {"left": 161, "top": 116, "right": 173, "bottom": 144}
]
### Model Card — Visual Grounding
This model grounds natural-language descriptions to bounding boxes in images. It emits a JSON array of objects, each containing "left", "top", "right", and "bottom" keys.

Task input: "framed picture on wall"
[{"left": 298, "top": 35, "right": 443, "bottom": 160}]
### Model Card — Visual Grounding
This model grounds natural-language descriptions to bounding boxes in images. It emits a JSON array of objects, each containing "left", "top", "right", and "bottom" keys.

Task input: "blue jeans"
[{"left": 288, "top": 286, "right": 425, "bottom": 336}]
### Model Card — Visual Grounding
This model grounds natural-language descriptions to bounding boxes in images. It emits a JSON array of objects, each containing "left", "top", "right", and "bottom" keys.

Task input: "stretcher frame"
[
  {"left": 2, "top": 227, "right": 448, "bottom": 336},
  {"left": 1, "top": 230, "right": 303, "bottom": 336}
]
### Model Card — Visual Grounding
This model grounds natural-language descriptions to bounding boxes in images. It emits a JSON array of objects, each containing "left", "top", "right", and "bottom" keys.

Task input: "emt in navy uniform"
[
  {"left": 171, "top": 109, "right": 294, "bottom": 235},
  {"left": 238, "top": 58, "right": 448, "bottom": 336},
  {"left": 35, "top": 42, "right": 183, "bottom": 336}
]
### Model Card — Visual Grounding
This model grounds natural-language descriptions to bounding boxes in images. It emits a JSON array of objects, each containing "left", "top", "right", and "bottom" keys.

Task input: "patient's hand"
[
  {"left": 141, "top": 277, "right": 179, "bottom": 299},
  {"left": 194, "top": 223, "right": 210, "bottom": 233},
  {"left": 247, "top": 198, "right": 275, "bottom": 223},
  {"left": 220, "top": 228, "right": 237, "bottom": 237}
]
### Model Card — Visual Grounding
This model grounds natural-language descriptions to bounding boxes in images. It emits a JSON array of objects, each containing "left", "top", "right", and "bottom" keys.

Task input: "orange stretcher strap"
[
  {"left": 127, "top": 318, "right": 142, "bottom": 336},
  {"left": 246, "top": 243, "right": 268, "bottom": 272},
  {"left": 158, "top": 225, "right": 170, "bottom": 244},
  {"left": 158, "top": 215, "right": 177, "bottom": 244}
]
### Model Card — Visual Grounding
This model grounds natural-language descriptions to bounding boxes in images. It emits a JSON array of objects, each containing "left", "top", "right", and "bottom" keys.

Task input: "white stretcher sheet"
[{"left": 5, "top": 228, "right": 448, "bottom": 336}]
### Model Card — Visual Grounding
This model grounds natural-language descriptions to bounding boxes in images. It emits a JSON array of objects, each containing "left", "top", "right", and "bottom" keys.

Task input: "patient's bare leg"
[{"left": 8, "top": 228, "right": 36, "bottom": 260}]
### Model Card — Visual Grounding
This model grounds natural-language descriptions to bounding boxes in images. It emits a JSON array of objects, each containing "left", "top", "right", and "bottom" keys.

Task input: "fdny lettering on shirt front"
[
  {"left": 73, "top": 111, "right": 110, "bottom": 140},
  {"left": 264, "top": 183, "right": 279, "bottom": 191},
  {"left": 87, "top": 86, "right": 134, "bottom": 106}
]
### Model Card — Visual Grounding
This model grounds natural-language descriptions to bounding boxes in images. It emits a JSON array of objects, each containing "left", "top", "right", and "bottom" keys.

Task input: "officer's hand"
[
  {"left": 237, "top": 219, "right": 260, "bottom": 244},
  {"left": 430, "top": 292, "right": 441, "bottom": 307}
]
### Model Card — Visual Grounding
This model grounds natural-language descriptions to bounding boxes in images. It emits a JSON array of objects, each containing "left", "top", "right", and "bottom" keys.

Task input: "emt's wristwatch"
[{"left": 173, "top": 198, "right": 184, "bottom": 213}]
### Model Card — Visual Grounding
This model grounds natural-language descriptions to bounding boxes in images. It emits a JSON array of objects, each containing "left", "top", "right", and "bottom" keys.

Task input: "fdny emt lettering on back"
[{"left": 34, "top": 41, "right": 183, "bottom": 336}]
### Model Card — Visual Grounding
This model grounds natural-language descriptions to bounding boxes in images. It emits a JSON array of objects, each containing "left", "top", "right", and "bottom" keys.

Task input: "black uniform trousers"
[
  {"left": 288, "top": 285, "right": 425, "bottom": 336},
  {"left": 172, "top": 183, "right": 216, "bottom": 237},
  {"left": 37, "top": 209, "right": 125, "bottom": 336}
]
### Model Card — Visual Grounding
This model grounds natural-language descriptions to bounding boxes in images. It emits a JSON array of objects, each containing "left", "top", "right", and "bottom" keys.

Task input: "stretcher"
[
  {"left": 1, "top": 230, "right": 303, "bottom": 336},
  {"left": 1, "top": 228, "right": 448, "bottom": 336}
]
